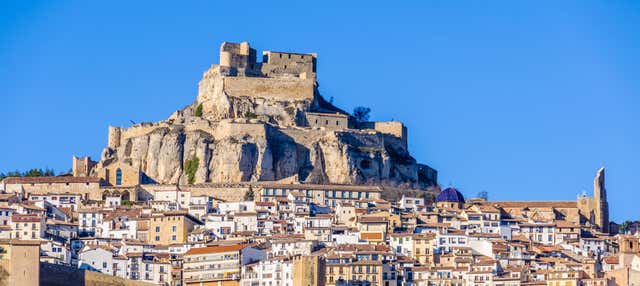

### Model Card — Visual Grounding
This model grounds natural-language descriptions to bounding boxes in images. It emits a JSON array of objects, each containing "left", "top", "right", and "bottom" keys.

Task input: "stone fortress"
[{"left": 78, "top": 41, "right": 438, "bottom": 189}]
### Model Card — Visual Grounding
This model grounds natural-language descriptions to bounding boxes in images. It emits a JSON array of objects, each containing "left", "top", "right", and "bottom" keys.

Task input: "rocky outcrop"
[{"left": 93, "top": 41, "right": 436, "bottom": 189}]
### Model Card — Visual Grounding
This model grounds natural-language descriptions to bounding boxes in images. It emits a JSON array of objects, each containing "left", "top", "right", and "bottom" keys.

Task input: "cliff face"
[{"left": 94, "top": 41, "right": 436, "bottom": 188}]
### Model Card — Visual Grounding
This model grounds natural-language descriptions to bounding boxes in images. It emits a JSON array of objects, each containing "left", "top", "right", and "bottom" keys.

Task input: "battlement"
[{"left": 218, "top": 41, "right": 316, "bottom": 80}]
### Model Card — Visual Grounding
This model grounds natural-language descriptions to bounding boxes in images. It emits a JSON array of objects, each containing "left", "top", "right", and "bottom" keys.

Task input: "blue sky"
[{"left": 1, "top": 1, "right": 638, "bottom": 221}]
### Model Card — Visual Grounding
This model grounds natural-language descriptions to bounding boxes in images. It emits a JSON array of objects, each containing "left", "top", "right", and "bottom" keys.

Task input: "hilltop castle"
[{"left": 71, "top": 41, "right": 437, "bottom": 188}]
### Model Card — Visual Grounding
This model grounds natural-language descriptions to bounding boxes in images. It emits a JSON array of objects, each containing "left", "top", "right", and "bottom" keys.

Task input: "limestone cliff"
[{"left": 92, "top": 41, "right": 437, "bottom": 188}]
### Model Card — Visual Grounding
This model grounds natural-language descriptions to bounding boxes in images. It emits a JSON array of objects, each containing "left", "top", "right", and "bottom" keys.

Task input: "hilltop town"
[{"left": 0, "top": 42, "right": 638, "bottom": 286}]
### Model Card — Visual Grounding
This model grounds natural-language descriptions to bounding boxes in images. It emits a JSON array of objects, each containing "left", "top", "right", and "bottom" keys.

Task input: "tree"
[
  {"left": 477, "top": 191, "right": 489, "bottom": 201},
  {"left": 620, "top": 220, "right": 632, "bottom": 234},
  {"left": 194, "top": 103, "right": 203, "bottom": 117},
  {"left": 244, "top": 186, "right": 255, "bottom": 201},
  {"left": 24, "top": 168, "right": 44, "bottom": 177},
  {"left": 353, "top": 106, "right": 371, "bottom": 122}
]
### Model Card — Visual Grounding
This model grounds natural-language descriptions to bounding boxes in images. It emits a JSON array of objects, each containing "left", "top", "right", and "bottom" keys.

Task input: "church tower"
[{"left": 594, "top": 167, "right": 610, "bottom": 233}]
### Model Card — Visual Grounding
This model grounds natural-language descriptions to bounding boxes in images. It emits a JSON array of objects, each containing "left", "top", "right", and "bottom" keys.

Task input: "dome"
[{"left": 436, "top": 187, "right": 465, "bottom": 203}]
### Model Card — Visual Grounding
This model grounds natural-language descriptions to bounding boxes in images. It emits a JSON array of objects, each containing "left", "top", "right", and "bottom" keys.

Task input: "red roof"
[
  {"left": 3, "top": 176, "right": 101, "bottom": 184},
  {"left": 185, "top": 244, "right": 248, "bottom": 255},
  {"left": 12, "top": 214, "right": 42, "bottom": 222}
]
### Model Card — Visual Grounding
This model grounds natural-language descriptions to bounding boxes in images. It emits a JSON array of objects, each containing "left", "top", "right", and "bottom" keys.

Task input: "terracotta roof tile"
[
  {"left": 185, "top": 244, "right": 248, "bottom": 255},
  {"left": 3, "top": 176, "right": 101, "bottom": 184}
]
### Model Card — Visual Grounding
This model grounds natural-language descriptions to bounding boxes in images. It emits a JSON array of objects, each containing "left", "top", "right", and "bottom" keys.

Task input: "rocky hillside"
[{"left": 93, "top": 42, "right": 437, "bottom": 189}]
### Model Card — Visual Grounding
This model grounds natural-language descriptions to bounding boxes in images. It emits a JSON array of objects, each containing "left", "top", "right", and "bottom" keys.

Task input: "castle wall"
[
  {"left": 108, "top": 126, "right": 122, "bottom": 149},
  {"left": 261, "top": 51, "right": 316, "bottom": 79},
  {"left": 359, "top": 121, "right": 407, "bottom": 147},
  {"left": 72, "top": 156, "right": 96, "bottom": 177},
  {"left": 220, "top": 42, "right": 255, "bottom": 70},
  {"left": 213, "top": 120, "right": 266, "bottom": 140},
  {"left": 223, "top": 77, "right": 314, "bottom": 100}
]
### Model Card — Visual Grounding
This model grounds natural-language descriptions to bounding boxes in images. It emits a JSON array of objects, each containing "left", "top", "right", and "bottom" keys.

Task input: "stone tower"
[{"left": 594, "top": 167, "right": 610, "bottom": 233}]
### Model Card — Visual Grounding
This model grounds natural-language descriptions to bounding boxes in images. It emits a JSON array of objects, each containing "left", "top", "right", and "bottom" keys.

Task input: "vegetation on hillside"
[
  {"left": 244, "top": 111, "right": 258, "bottom": 119},
  {"left": 244, "top": 186, "right": 255, "bottom": 201},
  {"left": 195, "top": 103, "right": 203, "bottom": 117},
  {"left": 184, "top": 156, "right": 200, "bottom": 184}
]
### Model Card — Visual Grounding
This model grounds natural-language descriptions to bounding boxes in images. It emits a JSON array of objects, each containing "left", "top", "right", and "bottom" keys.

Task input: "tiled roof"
[
  {"left": 481, "top": 201, "right": 577, "bottom": 209},
  {"left": 3, "top": 176, "right": 101, "bottom": 184},
  {"left": 12, "top": 214, "right": 42, "bottom": 222},
  {"left": 185, "top": 244, "right": 248, "bottom": 255}
]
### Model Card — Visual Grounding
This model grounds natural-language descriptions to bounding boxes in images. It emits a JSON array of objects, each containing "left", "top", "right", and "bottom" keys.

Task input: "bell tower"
[{"left": 594, "top": 167, "right": 610, "bottom": 233}]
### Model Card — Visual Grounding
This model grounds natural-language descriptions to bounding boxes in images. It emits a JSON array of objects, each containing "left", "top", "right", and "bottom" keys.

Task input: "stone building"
[
  {"left": 147, "top": 211, "right": 202, "bottom": 245},
  {"left": 435, "top": 187, "right": 466, "bottom": 209},
  {"left": 258, "top": 183, "right": 382, "bottom": 207},
  {"left": 0, "top": 239, "right": 40, "bottom": 286},
  {"left": 1, "top": 176, "right": 103, "bottom": 201},
  {"left": 577, "top": 167, "right": 610, "bottom": 233},
  {"left": 95, "top": 161, "right": 143, "bottom": 187},
  {"left": 72, "top": 156, "right": 97, "bottom": 177},
  {"left": 293, "top": 255, "right": 326, "bottom": 286},
  {"left": 219, "top": 41, "right": 317, "bottom": 80},
  {"left": 472, "top": 167, "right": 611, "bottom": 233},
  {"left": 305, "top": 112, "right": 350, "bottom": 130}
]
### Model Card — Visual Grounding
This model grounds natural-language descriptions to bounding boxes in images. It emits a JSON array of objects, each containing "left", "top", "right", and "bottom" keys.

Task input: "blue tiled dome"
[{"left": 436, "top": 187, "right": 465, "bottom": 203}]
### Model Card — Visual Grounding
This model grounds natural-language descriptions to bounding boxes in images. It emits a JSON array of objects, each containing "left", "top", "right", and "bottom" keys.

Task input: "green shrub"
[
  {"left": 285, "top": 106, "right": 296, "bottom": 116},
  {"left": 244, "top": 111, "right": 258, "bottom": 119},
  {"left": 195, "top": 103, "right": 203, "bottom": 117},
  {"left": 244, "top": 186, "right": 255, "bottom": 201},
  {"left": 184, "top": 156, "right": 199, "bottom": 184}
]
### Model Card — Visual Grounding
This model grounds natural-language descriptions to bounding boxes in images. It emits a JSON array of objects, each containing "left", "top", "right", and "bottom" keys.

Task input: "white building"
[
  {"left": 78, "top": 245, "right": 127, "bottom": 278},
  {"left": 217, "top": 201, "right": 256, "bottom": 215},
  {"left": 241, "top": 257, "right": 293, "bottom": 286},
  {"left": 399, "top": 195, "right": 425, "bottom": 211}
]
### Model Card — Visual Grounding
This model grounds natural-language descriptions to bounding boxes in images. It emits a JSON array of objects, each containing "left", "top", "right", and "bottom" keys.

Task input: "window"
[
  {"left": 156, "top": 226, "right": 161, "bottom": 232},
  {"left": 172, "top": 226, "right": 177, "bottom": 232},
  {"left": 172, "top": 235, "right": 177, "bottom": 241},
  {"left": 115, "top": 168, "right": 122, "bottom": 185},
  {"left": 103, "top": 262, "right": 107, "bottom": 268},
  {"left": 155, "top": 236, "right": 160, "bottom": 241}
]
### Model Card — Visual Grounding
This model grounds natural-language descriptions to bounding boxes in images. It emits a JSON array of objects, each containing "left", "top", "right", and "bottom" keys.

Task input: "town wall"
[
  {"left": 0, "top": 240, "right": 40, "bottom": 286},
  {"left": 40, "top": 262, "right": 154, "bottom": 286}
]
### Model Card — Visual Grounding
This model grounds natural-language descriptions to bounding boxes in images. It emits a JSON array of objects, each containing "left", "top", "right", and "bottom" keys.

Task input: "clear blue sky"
[{"left": 1, "top": 1, "right": 638, "bottom": 221}]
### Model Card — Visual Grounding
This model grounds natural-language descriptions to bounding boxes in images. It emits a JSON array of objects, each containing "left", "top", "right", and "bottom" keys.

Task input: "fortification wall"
[
  {"left": 220, "top": 42, "right": 254, "bottom": 69},
  {"left": 107, "top": 126, "right": 122, "bottom": 149},
  {"left": 223, "top": 77, "right": 314, "bottom": 100},
  {"left": 40, "top": 262, "right": 154, "bottom": 286},
  {"left": 120, "top": 122, "right": 173, "bottom": 142},
  {"left": 213, "top": 120, "right": 267, "bottom": 140},
  {"left": 184, "top": 119, "right": 217, "bottom": 135},
  {"left": 72, "top": 156, "right": 96, "bottom": 177},
  {"left": 360, "top": 121, "right": 407, "bottom": 147}
]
